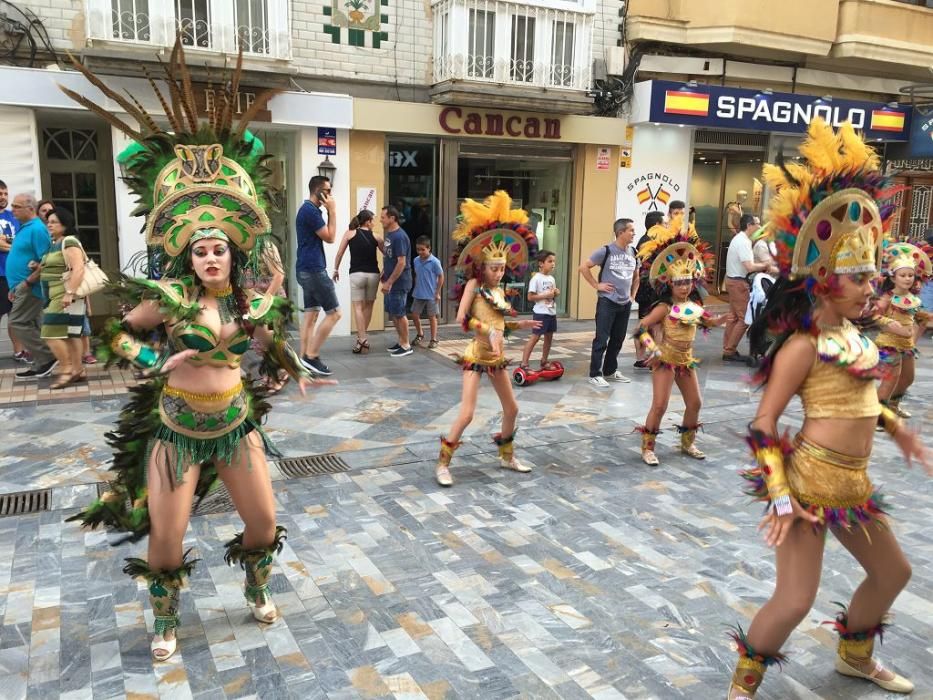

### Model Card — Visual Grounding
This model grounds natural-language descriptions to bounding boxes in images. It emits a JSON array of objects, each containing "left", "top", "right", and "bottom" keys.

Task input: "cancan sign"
[{"left": 438, "top": 107, "right": 562, "bottom": 140}]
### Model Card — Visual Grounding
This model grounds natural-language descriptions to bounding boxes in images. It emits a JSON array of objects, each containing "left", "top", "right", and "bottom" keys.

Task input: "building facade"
[{"left": 0, "top": 0, "right": 627, "bottom": 328}]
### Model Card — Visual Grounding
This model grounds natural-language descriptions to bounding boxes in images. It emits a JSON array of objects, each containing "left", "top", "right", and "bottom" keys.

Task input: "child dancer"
[
  {"left": 436, "top": 191, "right": 540, "bottom": 487},
  {"left": 520, "top": 249, "right": 559, "bottom": 369},
  {"left": 633, "top": 229, "right": 723, "bottom": 466},
  {"left": 728, "top": 119, "right": 930, "bottom": 699},
  {"left": 873, "top": 240, "right": 931, "bottom": 418}
]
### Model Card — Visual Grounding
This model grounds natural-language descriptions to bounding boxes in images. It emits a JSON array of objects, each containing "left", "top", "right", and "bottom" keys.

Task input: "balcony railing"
[
  {"left": 87, "top": 0, "right": 290, "bottom": 59},
  {"left": 432, "top": 0, "right": 594, "bottom": 91}
]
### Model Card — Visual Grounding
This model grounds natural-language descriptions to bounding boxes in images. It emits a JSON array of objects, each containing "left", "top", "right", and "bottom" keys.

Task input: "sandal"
[
  {"left": 151, "top": 632, "right": 177, "bottom": 661},
  {"left": 50, "top": 373, "right": 77, "bottom": 390},
  {"left": 352, "top": 337, "right": 364, "bottom": 354},
  {"left": 412, "top": 334, "right": 424, "bottom": 347},
  {"left": 361, "top": 339, "right": 370, "bottom": 354},
  {"left": 428, "top": 338, "right": 439, "bottom": 349}
]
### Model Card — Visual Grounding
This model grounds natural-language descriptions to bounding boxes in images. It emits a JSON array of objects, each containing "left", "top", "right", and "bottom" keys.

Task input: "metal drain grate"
[
  {"left": 276, "top": 453, "right": 350, "bottom": 479},
  {"left": 0, "top": 489, "right": 52, "bottom": 517}
]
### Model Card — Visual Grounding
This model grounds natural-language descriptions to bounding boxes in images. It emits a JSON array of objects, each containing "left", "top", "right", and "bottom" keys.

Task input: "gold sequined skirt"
[
  {"left": 787, "top": 434, "right": 873, "bottom": 509},
  {"left": 458, "top": 338, "right": 508, "bottom": 371}
]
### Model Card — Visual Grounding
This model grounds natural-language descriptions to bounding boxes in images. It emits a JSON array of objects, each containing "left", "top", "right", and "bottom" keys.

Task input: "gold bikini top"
[
  {"left": 797, "top": 322, "right": 882, "bottom": 419},
  {"left": 662, "top": 302, "right": 707, "bottom": 344},
  {"left": 470, "top": 286, "right": 511, "bottom": 332}
]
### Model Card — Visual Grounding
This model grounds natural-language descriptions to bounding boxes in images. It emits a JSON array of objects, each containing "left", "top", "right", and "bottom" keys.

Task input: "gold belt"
[
  {"left": 164, "top": 381, "right": 244, "bottom": 403},
  {"left": 793, "top": 433, "right": 869, "bottom": 470}
]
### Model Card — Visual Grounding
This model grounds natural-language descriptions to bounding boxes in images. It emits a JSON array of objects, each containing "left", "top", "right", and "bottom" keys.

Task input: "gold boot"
[
  {"left": 436, "top": 436, "right": 461, "bottom": 486},
  {"left": 727, "top": 625, "right": 785, "bottom": 699},
  {"left": 678, "top": 424, "right": 706, "bottom": 460},
  {"left": 639, "top": 427, "right": 660, "bottom": 466},
  {"left": 494, "top": 432, "right": 531, "bottom": 473},
  {"left": 831, "top": 606, "right": 913, "bottom": 694}
]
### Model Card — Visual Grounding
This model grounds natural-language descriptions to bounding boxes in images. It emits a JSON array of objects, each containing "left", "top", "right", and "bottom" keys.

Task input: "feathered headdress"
[
  {"left": 637, "top": 214, "right": 714, "bottom": 289},
  {"left": 763, "top": 118, "right": 898, "bottom": 285},
  {"left": 451, "top": 190, "right": 538, "bottom": 298},
  {"left": 60, "top": 35, "right": 281, "bottom": 278},
  {"left": 881, "top": 239, "right": 932, "bottom": 280}
]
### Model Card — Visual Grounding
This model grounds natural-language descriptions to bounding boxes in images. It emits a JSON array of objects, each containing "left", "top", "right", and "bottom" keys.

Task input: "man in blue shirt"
[
  {"left": 0, "top": 180, "right": 23, "bottom": 359},
  {"left": 295, "top": 175, "right": 340, "bottom": 376},
  {"left": 7, "top": 193, "right": 55, "bottom": 378},
  {"left": 380, "top": 205, "right": 413, "bottom": 357}
]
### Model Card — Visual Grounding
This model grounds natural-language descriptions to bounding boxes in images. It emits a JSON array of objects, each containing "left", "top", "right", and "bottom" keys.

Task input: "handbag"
[{"left": 62, "top": 236, "right": 109, "bottom": 297}]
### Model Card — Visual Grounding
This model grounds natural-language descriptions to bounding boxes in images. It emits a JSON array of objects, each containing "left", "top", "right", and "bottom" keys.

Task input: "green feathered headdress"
[{"left": 60, "top": 35, "right": 281, "bottom": 279}]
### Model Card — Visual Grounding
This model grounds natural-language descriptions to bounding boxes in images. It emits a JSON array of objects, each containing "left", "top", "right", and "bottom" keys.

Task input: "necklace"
[{"left": 203, "top": 285, "right": 238, "bottom": 325}]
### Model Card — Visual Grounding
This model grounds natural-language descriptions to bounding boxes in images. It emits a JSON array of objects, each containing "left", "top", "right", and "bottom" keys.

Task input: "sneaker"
[
  {"left": 428, "top": 338, "right": 439, "bottom": 349},
  {"left": 386, "top": 343, "right": 401, "bottom": 353},
  {"left": 722, "top": 352, "right": 748, "bottom": 363},
  {"left": 633, "top": 359, "right": 650, "bottom": 370},
  {"left": 390, "top": 346, "right": 413, "bottom": 357},
  {"left": 302, "top": 356, "right": 332, "bottom": 376},
  {"left": 12, "top": 351, "right": 31, "bottom": 363},
  {"left": 82, "top": 353, "right": 97, "bottom": 365},
  {"left": 605, "top": 370, "right": 631, "bottom": 383},
  {"left": 412, "top": 334, "right": 424, "bottom": 347},
  {"left": 16, "top": 360, "right": 58, "bottom": 380},
  {"left": 588, "top": 375, "right": 610, "bottom": 388}
]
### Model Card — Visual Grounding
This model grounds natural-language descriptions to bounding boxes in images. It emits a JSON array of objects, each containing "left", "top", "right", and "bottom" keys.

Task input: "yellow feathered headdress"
[{"left": 452, "top": 191, "right": 538, "bottom": 283}]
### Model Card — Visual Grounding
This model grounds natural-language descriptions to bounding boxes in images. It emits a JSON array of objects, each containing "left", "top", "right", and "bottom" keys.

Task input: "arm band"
[
  {"left": 878, "top": 405, "right": 901, "bottom": 437},
  {"left": 107, "top": 321, "right": 166, "bottom": 371},
  {"left": 463, "top": 315, "right": 493, "bottom": 336},
  {"left": 744, "top": 426, "right": 793, "bottom": 516},
  {"left": 634, "top": 325, "right": 661, "bottom": 359}
]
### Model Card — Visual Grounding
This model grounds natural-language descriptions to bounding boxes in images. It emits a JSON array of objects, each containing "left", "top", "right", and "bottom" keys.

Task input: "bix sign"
[{"left": 646, "top": 80, "right": 911, "bottom": 141}]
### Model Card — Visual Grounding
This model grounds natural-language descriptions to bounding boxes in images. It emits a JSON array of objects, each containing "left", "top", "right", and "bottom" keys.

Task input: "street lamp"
[{"left": 317, "top": 156, "right": 336, "bottom": 184}]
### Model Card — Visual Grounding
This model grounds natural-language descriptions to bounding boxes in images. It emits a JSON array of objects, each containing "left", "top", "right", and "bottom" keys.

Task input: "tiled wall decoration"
[{"left": 324, "top": 0, "right": 390, "bottom": 47}]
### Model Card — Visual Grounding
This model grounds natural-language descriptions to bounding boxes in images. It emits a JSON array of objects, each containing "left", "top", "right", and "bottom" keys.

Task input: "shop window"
[
  {"left": 468, "top": 9, "right": 495, "bottom": 79},
  {"left": 177, "top": 0, "right": 212, "bottom": 49},
  {"left": 510, "top": 15, "right": 535, "bottom": 83}
]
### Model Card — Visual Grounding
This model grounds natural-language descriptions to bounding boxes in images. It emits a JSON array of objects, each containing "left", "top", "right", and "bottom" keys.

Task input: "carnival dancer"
[
  {"left": 435, "top": 191, "right": 540, "bottom": 487},
  {"left": 873, "top": 239, "right": 931, "bottom": 418},
  {"left": 62, "top": 38, "right": 326, "bottom": 662},
  {"left": 633, "top": 221, "right": 724, "bottom": 466},
  {"left": 728, "top": 119, "right": 931, "bottom": 699}
]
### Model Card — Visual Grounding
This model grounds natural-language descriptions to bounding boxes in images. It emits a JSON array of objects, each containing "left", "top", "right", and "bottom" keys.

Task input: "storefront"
[
  {"left": 883, "top": 104, "right": 933, "bottom": 241},
  {"left": 351, "top": 99, "right": 627, "bottom": 323},
  {"left": 619, "top": 80, "right": 912, "bottom": 288},
  {"left": 0, "top": 65, "right": 353, "bottom": 330}
]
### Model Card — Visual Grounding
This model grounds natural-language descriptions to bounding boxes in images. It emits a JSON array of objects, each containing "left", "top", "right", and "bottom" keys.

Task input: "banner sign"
[
  {"left": 908, "top": 105, "right": 933, "bottom": 158},
  {"left": 647, "top": 80, "right": 911, "bottom": 141},
  {"left": 317, "top": 127, "right": 337, "bottom": 155}
]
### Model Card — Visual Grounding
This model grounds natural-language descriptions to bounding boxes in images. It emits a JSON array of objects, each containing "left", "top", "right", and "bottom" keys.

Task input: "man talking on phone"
[{"left": 296, "top": 175, "right": 341, "bottom": 376}]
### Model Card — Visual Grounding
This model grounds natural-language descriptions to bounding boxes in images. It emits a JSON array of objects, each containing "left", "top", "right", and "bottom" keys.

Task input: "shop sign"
[
  {"left": 647, "top": 80, "right": 911, "bottom": 141},
  {"left": 626, "top": 171, "right": 683, "bottom": 212},
  {"left": 438, "top": 107, "right": 561, "bottom": 140},
  {"left": 596, "top": 147, "right": 611, "bottom": 171},
  {"left": 195, "top": 83, "right": 272, "bottom": 122},
  {"left": 909, "top": 106, "right": 933, "bottom": 158},
  {"left": 318, "top": 127, "right": 337, "bottom": 155}
]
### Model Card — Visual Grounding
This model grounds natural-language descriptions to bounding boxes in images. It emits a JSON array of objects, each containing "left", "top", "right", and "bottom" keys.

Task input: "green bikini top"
[{"left": 148, "top": 277, "right": 283, "bottom": 368}]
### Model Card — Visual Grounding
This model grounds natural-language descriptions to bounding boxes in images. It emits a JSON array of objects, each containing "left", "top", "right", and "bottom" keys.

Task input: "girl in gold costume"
[
  {"left": 873, "top": 240, "right": 931, "bottom": 418},
  {"left": 435, "top": 192, "right": 540, "bottom": 487},
  {"left": 633, "top": 226, "right": 725, "bottom": 466},
  {"left": 728, "top": 120, "right": 931, "bottom": 699},
  {"left": 61, "top": 40, "right": 329, "bottom": 662}
]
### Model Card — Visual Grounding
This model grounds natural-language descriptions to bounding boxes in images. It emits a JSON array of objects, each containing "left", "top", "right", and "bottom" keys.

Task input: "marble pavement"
[{"left": 0, "top": 322, "right": 932, "bottom": 699}]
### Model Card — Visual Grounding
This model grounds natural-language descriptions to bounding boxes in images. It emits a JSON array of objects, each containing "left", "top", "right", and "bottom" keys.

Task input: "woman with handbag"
[
  {"left": 332, "top": 210, "right": 382, "bottom": 353},
  {"left": 40, "top": 207, "right": 89, "bottom": 389}
]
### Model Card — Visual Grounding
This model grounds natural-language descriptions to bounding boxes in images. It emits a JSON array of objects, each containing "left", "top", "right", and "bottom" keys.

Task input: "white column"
[
  {"left": 111, "top": 127, "right": 148, "bottom": 271},
  {"left": 0, "top": 106, "right": 41, "bottom": 198}
]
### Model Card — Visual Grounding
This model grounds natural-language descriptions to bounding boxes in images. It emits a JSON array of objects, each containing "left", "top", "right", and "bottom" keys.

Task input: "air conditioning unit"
[{"left": 607, "top": 46, "right": 625, "bottom": 76}]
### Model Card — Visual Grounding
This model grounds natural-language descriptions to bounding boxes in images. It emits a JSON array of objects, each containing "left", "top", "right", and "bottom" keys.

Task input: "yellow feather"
[
  {"left": 799, "top": 118, "right": 841, "bottom": 176},
  {"left": 837, "top": 122, "right": 878, "bottom": 173}
]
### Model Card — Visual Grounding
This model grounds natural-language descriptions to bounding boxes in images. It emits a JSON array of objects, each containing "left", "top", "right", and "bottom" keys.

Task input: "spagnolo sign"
[{"left": 715, "top": 97, "right": 871, "bottom": 130}]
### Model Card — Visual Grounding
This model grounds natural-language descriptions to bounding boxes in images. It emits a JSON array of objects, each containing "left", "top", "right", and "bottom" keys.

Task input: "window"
[
  {"left": 176, "top": 0, "right": 212, "bottom": 49},
  {"left": 468, "top": 9, "right": 495, "bottom": 79},
  {"left": 510, "top": 15, "right": 535, "bottom": 83},
  {"left": 235, "top": 0, "right": 270, "bottom": 54},
  {"left": 550, "top": 20, "right": 575, "bottom": 87},
  {"left": 110, "top": 0, "right": 151, "bottom": 41}
]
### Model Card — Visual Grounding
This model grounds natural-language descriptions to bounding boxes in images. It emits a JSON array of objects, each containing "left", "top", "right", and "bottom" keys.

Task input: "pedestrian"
[
  {"left": 8, "top": 193, "right": 57, "bottom": 379},
  {"left": 728, "top": 119, "right": 929, "bottom": 699},
  {"left": 633, "top": 210, "right": 665, "bottom": 369},
  {"left": 873, "top": 240, "right": 932, "bottom": 419},
  {"left": 435, "top": 191, "right": 540, "bottom": 487},
  {"left": 519, "top": 249, "right": 559, "bottom": 369},
  {"left": 38, "top": 207, "right": 89, "bottom": 389},
  {"left": 242, "top": 239, "right": 289, "bottom": 393},
  {"left": 411, "top": 235, "right": 444, "bottom": 348},
  {"left": 578, "top": 217, "right": 638, "bottom": 388},
  {"left": 722, "top": 213, "right": 775, "bottom": 362},
  {"left": 380, "top": 205, "right": 414, "bottom": 357},
  {"left": 634, "top": 232, "right": 724, "bottom": 466},
  {"left": 0, "top": 179, "right": 27, "bottom": 361},
  {"left": 37, "top": 199, "right": 55, "bottom": 222},
  {"left": 332, "top": 209, "right": 381, "bottom": 354},
  {"left": 296, "top": 175, "right": 341, "bottom": 376}
]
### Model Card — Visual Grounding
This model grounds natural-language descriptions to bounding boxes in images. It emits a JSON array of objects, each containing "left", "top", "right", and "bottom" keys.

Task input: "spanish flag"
[
  {"left": 656, "top": 188, "right": 671, "bottom": 205},
  {"left": 870, "top": 110, "right": 905, "bottom": 133},
  {"left": 664, "top": 90, "right": 710, "bottom": 117},
  {"left": 637, "top": 188, "right": 651, "bottom": 204}
]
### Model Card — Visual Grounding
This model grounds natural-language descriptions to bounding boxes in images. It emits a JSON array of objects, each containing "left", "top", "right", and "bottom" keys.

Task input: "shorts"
[
  {"left": 297, "top": 269, "right": 339, "bottom": 314},
  {"left": 0, "top": 277, "right": 9, "bottom": 317},
  {"left": 411, "top": 298, "right": 438, "bottom": 317},
  {"left": 349, "top": 271, "right": 380, "bottom": 303},
  {"left": 384, "top": 288, "right": 410, "bottom": 318},
  {"left": 532, "top": 313, "right": 557, "bottom": 335}
]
